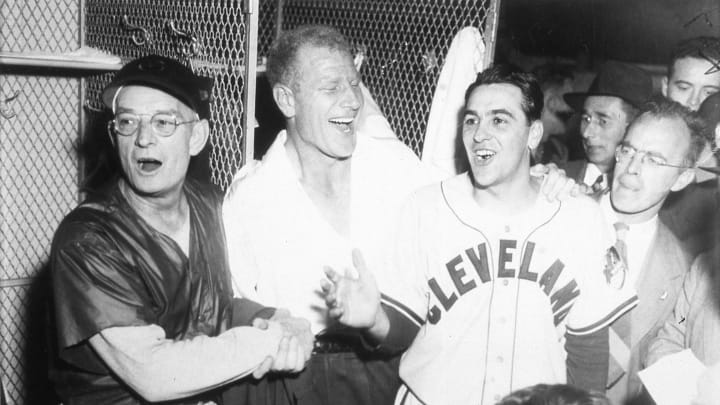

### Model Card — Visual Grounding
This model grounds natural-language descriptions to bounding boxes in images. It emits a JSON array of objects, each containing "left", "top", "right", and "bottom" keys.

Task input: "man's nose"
[
  {"left": 134, "top": 118, "right": 157, "bottom": 146},
  {"left": 626, "top": 152, "right": 644, "bottom": 174},
  {"left": 342, "top": 85, "right": 362, "bottom": 110},
  {"left": 687, "top": 90, "right": 701, "bottom": 111},
  {"left": 471, "top": 124, "right": 492, "bottom": 143},
  {"left": 581, "top": 120, "right": 597, "bottom": 139}
]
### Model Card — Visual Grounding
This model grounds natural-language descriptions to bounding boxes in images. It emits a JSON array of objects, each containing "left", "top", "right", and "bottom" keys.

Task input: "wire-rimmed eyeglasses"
[
  {"left": 107, "top": 112, "right": 198, "bottom": 137},
  {"left": 614, "top": 144, "right": 694, "bottom": 170}
]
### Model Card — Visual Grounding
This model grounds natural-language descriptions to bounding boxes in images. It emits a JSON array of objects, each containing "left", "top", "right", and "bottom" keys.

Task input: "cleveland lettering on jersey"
[{"left": 427, "top": 239, "right": 579, "bottom": 325}]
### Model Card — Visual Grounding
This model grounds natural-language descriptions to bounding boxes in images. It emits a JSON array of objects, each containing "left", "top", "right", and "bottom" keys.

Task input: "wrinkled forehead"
[
  {"left": 295, "top": 45, "right": 355, "bottom": 72},
  {"left": 582, "top": 95, "right": 626, "bottom": 116},
  {"left": 468, "top": 84, "right": 524, "bottom": 110},
  {"left": 114, "top": 85, "right": 193, "bottom": 115},
  {"left": 625, "top": 115, "right": 691, "bottom": 155}
]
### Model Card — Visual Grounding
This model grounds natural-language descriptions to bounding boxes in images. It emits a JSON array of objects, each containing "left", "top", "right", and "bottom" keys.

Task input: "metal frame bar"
[
  {"left": 243, "top": 0, "right": 259, "bottom": 164},
  {"left": 484, "top": 0, "right": 501, "bottom": 67}
]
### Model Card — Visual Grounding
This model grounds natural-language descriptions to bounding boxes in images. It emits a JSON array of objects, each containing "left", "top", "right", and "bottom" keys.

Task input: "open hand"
[{"left": 320, "top": 249, "right": 382, "bottom": 329}]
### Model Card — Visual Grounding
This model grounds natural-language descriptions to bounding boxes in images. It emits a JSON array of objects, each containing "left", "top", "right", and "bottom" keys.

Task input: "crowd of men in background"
[{"left": 45, "top": 24, "right": 720, "bottom": 405}]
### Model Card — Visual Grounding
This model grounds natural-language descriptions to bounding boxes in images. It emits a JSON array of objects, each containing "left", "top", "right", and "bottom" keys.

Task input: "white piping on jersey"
[
  {"left": 381, "top": 293, "right": 424, "bottom": 327},
  {"left": 567, "top": 295, "right": 638, "bottom": 336}
]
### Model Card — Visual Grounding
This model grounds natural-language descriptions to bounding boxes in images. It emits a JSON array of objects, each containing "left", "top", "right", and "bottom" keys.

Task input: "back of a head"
[
  {"left": 533, "top": 64, "right": 574, "bottom": 93},
  {"left": 496, "top": 384, "right": 611, "bottom": 405},
  {"left": 668, "top": 37, "right": 720, "bottom": 77},
  {"left": 699, "top": 91, "right": 720, "bottom": 138},
  {"left": 266, "top": 24, "right": 353, "bottom": 89},
  {"left": 634, "top": 96, "right": 708, "bottom": 166},
  {"left": 466, "top": 64, "right": 544, "bottom": 123}
]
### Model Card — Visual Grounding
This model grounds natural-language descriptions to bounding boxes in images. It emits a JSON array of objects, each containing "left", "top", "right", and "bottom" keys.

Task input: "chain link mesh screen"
[
  {"left": 85, "top": 0, "right": 249, "bottom": 190},
  {"left": 260, "top": 0, "right": 497, "bottom": 156},
  {"left": 1, "top": 1, "right": 81, "bottom": 403},
  {"left": 0, "top": 2, "right": 499, "bottom": 403},
  {"left": 258, "top": 0, "right": 280, "bottom": 62}
]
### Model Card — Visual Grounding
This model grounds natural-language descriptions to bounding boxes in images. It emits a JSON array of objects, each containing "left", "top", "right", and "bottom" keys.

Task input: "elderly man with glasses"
[
  {"left": 48, "top": 55, "right": 312, "bottom": 405},
  {"left": 597, "top": 96, "right": 705, "bottom": 405}
]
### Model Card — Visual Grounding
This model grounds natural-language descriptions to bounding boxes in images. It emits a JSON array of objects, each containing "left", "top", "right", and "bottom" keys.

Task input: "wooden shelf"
[{"left": 0, "top": 51, "right": 122, "bottom": 71}]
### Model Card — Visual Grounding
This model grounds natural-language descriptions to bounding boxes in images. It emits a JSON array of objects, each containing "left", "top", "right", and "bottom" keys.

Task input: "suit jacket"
[
  {"left": 658, "top": 180, "right": 718, "bottom": 258},
  {"left": 563, "top": 159, "right": 588, "bottom": 184},
  {"left": 647, "top": 252, "right": 720, "bottom": 367},
  {"left": 606, "top": 221, "right": 691, "bottom": 405}
]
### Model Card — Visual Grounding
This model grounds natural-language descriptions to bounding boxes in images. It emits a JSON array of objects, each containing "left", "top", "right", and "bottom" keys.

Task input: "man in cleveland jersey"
[{"left": 320, "top": 64, "right": 637, "bottom": 405}]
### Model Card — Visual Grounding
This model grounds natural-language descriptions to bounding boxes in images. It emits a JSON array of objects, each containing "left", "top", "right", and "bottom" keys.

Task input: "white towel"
[{"left": 422, "top": 27, "right": 485, "bottom": 177}]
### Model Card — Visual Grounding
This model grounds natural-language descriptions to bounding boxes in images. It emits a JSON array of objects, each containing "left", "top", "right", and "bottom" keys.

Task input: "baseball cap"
[
  {"left": 699, "top": 92, "right": 720, "bottom": 131},
  {"left": 102, "top": 54, "right": 214, "bottom": 119},
  {"left": 564, "top": 61, "right": 653, "bottom": 111}
]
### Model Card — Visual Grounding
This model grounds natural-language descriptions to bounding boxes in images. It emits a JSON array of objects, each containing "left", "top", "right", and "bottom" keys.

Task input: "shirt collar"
[{"left": 600, "top": 192, "right": 659, "bottom": 235}]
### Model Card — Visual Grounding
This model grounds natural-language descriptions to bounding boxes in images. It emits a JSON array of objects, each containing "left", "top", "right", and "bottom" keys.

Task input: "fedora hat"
[{"left": 564, "top": 61, "right": 653, "bottom": 111}]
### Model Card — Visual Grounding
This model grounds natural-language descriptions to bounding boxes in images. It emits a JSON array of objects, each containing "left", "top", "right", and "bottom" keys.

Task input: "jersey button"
[
  {"left": 497, "top": 356, "right": 504, "bottom": 363},
  {"left": 494, "top": 394, "right": 501, "bottom": 402},
  {"left": 503, "top": 279, "right": 509, "bottom": 286},
  {"left": 504, "top": 225, "right": 510, "bottom": 232}
]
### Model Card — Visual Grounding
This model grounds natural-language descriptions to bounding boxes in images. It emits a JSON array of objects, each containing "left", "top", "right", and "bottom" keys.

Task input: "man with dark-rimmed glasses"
[
  {"left": 48, "top": 54, "right": 312, "bottom": 405},
  {"left": 598, "top": 96, "right": 705, "bottom": 405}
]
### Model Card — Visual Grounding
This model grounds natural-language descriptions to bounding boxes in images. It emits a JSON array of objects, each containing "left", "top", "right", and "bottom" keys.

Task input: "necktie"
[
  {"left": 604, "top": 222, "right": 628, "bottom": 289},
  {"left": 591, "top": 174, "right": 606, "bottom": 193},
  {"left": 613, "top": 222, "right": 629, "bottom": 267},
  {"left": 607, "top": 222, "right": 632, "bottom": 391}
]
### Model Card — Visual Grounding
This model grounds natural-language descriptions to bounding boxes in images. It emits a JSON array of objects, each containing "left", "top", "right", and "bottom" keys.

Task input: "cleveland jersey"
[{"left": 381, "top": 173, "right": 638, "bottom": 405}]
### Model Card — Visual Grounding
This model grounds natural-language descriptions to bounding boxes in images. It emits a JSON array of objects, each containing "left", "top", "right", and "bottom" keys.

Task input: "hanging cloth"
[{"left": 421, "top": 26, "right": 486, "bottom": 177}]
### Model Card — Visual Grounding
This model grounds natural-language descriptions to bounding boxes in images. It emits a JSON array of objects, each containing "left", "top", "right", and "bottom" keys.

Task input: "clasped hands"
[{"left": 251, "top": 309, "right": 314, "bottom": 379}]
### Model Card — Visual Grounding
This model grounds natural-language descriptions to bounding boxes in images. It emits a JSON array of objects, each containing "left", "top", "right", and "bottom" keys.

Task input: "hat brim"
[
  {"left": 563, "top": 91, "right": 642, "bottom": 112},
  {"left": 102, "top": 74, "right": 201, "bottom": 114}
]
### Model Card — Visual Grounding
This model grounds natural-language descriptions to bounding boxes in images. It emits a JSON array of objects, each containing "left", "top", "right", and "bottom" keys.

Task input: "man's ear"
[
  {"left": 189, "top": 119, "right": 210, "bottom": 156},
  {"left": 670, "top": 168, "right": 695, "bottom": 192},
  {"left": 528, "top": 120, "right": 544, "bottom": 150},
  {"left": 661, "top": 76, "right": 668, "bottom": 97},
  {"left": 273, "top": 84, "right": 296, "bottom": 118},
  {"left": 107, "top": 128, "right": 116, "bottom": 149}
]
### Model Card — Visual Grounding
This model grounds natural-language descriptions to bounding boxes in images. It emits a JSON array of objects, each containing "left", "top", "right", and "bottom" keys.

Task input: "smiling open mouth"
[
  {"left": 475, "top": 149, "right": 496, "bottom": 161},
  {"left": 329, "top": 118, "right": 353, "bottom": 132},
  {"left": 138, "top": 158, "right": 162, "bottom": 172}
]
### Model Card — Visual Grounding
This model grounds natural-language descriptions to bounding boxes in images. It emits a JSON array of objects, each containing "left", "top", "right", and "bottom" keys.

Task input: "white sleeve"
[
  {"left": 378, "top": 195, "right": 429, "bottom": 328},
  {"left": 223, "top": 182, "right": 261, "bottom": 301},
  {"left": 566, "top": 201, "right": 638, "bottom": 335},
  {"left": 90, "top": 323, "right": 282, "bottom": 402}
]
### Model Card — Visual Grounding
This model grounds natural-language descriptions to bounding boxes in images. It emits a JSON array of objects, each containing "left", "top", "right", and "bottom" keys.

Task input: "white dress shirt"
[
  {"left": 223, "top": 130, "right": 438, "bottom": 334},
  {"left": 582, "top": 162, "right": 608, "bottom": 191},
  {"left": 600, "top": 193, "right": 659, "bottom": 287}
]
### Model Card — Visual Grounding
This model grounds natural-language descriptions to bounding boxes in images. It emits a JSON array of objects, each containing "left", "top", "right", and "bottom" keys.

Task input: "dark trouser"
[{"left": 222, "top": 351, "right": 401, "bottom": 405}]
